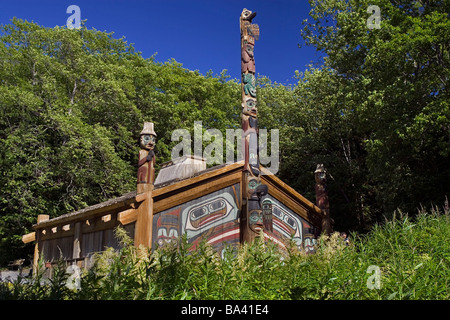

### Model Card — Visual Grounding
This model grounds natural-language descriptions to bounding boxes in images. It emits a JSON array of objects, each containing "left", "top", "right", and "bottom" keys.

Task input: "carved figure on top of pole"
[
  {"left": 240, "top": 8, "right": 271, "bottom": 243},
  {"left": 314, "top": 164, "right": 332, "bottom": 235},
  {"left": 137, "top": 122, "right": 157, "bottom": 193},
  {"left": 135, "top": 122, "right": 157, "bottom": 248}
]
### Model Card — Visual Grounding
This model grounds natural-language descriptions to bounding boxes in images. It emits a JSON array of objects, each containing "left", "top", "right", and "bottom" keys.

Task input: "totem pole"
[
  {"left": 314, "top": 164, "right": 332, "bottom": 235},
  {"left": 240, "top": 8, "right": 271, "bottom": 243},
  {"left": 135, "top": 122, "right": 157, "bottom": 248},
  {"left": 137, "top": 122, "right": 157, "bottom": 193}
]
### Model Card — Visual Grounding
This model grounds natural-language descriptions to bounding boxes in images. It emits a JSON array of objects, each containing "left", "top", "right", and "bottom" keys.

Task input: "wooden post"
[
  {"left": 33, "top": 214, "right": 49, "bottom": 275},
  {"left": 134, "top": 189, "right": 154, "bottom": 248},
  {"left": 315, "top": 164, "right": 332, "bottom": 235},
  {"left": 135, "top": 122, "right": 157, "bottom": 248},
  {"left": 239, "top": 9, "right": 270, "bottom": 243},
  {"left": 72, "top": 221, "right": 81, "bottom": 266}
]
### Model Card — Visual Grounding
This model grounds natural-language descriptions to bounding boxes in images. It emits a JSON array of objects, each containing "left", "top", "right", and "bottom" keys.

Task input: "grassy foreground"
[{"left": 1, "top": 207, "right": 448, "bottom": 300}]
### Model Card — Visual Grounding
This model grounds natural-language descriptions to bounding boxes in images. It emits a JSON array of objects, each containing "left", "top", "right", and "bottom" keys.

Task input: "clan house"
[{"left": 22, "top": 9, "right": 332, "bottom": 271}]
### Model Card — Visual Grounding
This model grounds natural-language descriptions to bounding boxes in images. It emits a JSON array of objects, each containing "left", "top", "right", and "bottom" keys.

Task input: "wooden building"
[
  {"left": 22, "top": 8, "right": 331, "bottom": 271},
  {"left": 22, "top": 158, "right": 325, "bottom": 270}
]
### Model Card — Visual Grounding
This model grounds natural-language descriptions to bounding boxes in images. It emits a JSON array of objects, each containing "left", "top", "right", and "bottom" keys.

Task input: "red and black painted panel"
[
  {"left": 152, "top": 184, "right": 241, "bottom": 255},
  {"left": 261, "top": 196, "right": 319, "bottom": 253}
]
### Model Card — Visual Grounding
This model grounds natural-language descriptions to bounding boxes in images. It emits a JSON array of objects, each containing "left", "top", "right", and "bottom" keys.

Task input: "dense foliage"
[
  {"left": 283, "top": 0, "right": 450, "bottom": 231},
  {"left": 1, "top": 0, "right": 449, "bottom": 266},
  {"left": 1, "top": 208, "right": 448, "bottom": 300},
  {"left": 0, "top": 19, "right": 240, "bottom": 264}
]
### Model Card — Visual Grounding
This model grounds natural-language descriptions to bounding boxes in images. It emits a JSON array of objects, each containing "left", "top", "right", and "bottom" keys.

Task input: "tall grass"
[{"left": 1, "top": 207, "right": 448, "bottom": 300}]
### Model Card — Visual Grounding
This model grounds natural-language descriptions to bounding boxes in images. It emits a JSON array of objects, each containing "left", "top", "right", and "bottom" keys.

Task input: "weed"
[{"left": 1, "top": 208, "right": 448, "bottom": 300}]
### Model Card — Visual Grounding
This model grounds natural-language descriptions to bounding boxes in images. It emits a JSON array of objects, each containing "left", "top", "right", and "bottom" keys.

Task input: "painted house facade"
[{"left": 23, "top": 158, "right": 326, "bottom": 270}]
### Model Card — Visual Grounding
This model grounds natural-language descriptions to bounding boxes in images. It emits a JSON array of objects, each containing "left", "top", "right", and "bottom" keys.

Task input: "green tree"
[
  {"left": 0, "top": 19, "right": 240, "bottom": 265},
  {"left": 257, "top": 69, "right": 372, "bottom": 231},
  {"left": 296, "top": 0, "right": 449, "bottom": 227}
]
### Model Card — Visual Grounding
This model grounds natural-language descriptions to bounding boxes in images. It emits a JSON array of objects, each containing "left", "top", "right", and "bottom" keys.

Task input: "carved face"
[
  {"left": 315, "top": 171, "right": 326, "bottom": 184},
  {"left": 241, "top": 41, "right": 256, "bottom": 74},
  {"left": 248, "top": 179, "right": 258, "bottom": 190},
  {"left": 140, "top": 134, "right": 156, "bottom": 150},
  {"left": 244, "top": 43, "right": 254, "bottom": 58},
  {"left": 243, "top": 98, "right": 257, "bottom": 117},
  {"left": 249, "top": 209, "right": 263, "bottom": 234},
  {"left": 247, "top": 178, "right": 259, "bottom": 199}
]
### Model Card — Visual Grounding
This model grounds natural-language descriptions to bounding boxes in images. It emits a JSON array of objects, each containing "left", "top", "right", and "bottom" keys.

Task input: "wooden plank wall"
[{"left": 37, "top": 211, "right": 135, "bottom": 267}]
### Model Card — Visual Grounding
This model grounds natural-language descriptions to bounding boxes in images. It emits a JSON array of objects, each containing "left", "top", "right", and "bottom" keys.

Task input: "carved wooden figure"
[
  {"left": 241, "top": 40, "right": 256, "bottom": 74},
  {"left": 243, "top": 73, "right": 257, "bottom": 97},
  {"left": 137, "top": 122, "right": 157, "bottom": 193},
  {"left": 314, "top": 164, "right": 332, "bottom": 235},
  {"left": 135, "top": 122, "right": 157, "bottom": 248},
  {"left": 262, "top": 199, "right": 273, "bottom": 232}
]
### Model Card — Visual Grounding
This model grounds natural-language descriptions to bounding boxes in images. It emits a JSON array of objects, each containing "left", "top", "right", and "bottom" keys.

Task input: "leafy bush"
[{"left": 1, "top": 207, "right": 448, "bottom": 300}]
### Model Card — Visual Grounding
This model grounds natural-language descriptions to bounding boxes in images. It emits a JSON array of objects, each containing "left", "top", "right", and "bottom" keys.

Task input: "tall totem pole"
[{"left": 240, "top": 9, "right": 270, "bottom": 243}]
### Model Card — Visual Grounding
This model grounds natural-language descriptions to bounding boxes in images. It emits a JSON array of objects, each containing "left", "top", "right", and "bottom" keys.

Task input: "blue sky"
[{"left": 0, "top": 0, "right": 323, "bottom": 85}]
